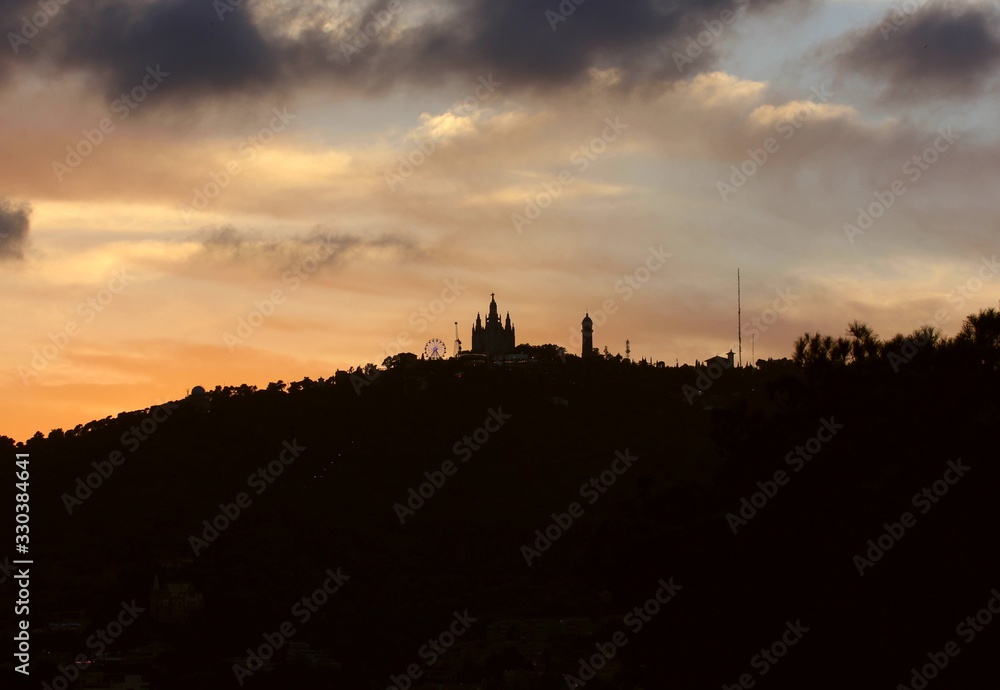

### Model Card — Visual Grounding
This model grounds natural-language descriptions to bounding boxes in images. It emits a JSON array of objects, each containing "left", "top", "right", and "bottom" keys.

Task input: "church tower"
[{"left": 582, "top": 312, "right": 594, "bottom": 358}]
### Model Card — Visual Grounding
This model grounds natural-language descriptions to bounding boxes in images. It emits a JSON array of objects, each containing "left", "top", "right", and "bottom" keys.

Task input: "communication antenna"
[
  {"left": 737, "top": 268, "right": 742, "bottom": 368},
  {"left": 625, "top": 339, "right": 630, "bottom": 361}
]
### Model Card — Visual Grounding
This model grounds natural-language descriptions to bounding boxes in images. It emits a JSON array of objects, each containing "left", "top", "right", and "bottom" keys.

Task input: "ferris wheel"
[{"left": 424, "top": 338, "right": 447, "bottom": 360}]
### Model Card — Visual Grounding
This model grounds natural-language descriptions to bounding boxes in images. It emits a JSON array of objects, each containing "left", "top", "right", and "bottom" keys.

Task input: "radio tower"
[
  {"left": 625, "top": 339, "right": 630, "bottom": 361},
  {"left": 737, "top": 269, "right": 742, "bottom": 368}
]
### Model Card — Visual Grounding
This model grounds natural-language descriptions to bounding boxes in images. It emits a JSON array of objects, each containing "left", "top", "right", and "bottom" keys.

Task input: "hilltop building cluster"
[
  {"left": 460, "top": 293, "right": 730, "bottom": 366},
  {"left": 461, "top": 293, "right": 596, "bottom": 361}
]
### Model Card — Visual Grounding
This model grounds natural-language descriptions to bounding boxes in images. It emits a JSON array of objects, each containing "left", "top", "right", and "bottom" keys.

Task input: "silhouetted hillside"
[{"left": 4, "top": 310, "right": 1000, "bottom": 689}]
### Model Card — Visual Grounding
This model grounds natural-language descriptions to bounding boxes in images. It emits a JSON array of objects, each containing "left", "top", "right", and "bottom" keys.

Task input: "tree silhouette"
[
  {"left": 513, "top": 343, "right": 567, "bottom": 360},
  {"left": 846, "top": 320, "right": 880, "bottom": 363},
  {"left": 956, "top": 306, "right": 1000, "bottom": 368},
  {"left": 792, "top": 332, "right": 834, "bottom": 367}
]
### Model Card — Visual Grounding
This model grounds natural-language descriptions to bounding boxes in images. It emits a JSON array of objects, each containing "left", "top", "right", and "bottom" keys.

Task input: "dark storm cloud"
[
  {"left": 835, "top": 4, "right": 1000, "bottom": 102},
  {"left": 0, "top": 199, "right": 30, "bottom": 261},
  {"left": 2, "top": 0, "right": 811, "bottom": 102},
  {"left": 3, "top": 0, "right": 280, "bottom": 98}
]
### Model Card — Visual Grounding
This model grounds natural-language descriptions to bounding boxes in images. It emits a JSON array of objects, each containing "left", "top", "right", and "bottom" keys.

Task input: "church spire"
[{"left": 488, "top": 293, "right": 499, "bottom": 320}]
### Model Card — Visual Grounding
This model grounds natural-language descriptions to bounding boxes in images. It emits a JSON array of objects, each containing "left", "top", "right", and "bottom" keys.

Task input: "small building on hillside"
[{"left": 705, "top": 350, "right": 735, "bottom": 370}]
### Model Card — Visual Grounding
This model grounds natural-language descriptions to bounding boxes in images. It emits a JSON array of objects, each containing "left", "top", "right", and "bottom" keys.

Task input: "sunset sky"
[{"left": 2, "top": 0, "right": 999, "bottom": 440}]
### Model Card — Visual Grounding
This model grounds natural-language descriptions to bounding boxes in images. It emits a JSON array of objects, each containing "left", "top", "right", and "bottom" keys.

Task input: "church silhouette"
[{"left": 471, "top": 294, "right": 516, "bottom": 357}]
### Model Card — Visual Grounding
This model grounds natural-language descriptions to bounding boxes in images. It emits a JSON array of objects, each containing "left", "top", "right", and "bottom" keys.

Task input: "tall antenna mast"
[{"left": 737, "top": 268, "right": 742, "bottom": 368}]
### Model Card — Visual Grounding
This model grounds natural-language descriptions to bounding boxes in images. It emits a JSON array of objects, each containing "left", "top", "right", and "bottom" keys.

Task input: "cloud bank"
[{"left": 2, "top": 0, "right": 813, "bottom": 102}]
